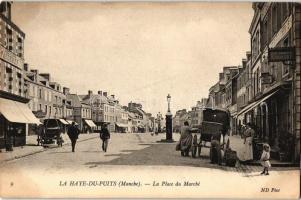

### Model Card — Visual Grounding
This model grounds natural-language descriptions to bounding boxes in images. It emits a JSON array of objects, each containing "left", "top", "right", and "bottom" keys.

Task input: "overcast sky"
[{"left": 12, "top": 2, "right": 253, "bottom": 116}]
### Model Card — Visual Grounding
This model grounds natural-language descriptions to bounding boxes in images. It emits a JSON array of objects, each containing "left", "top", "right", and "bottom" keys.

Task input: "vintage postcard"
[{"left": 0, "top": 1, "right": 300, "bottom": 199}]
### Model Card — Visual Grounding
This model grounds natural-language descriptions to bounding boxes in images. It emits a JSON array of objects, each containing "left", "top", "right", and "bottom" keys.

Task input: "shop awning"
[
  {"left": 115, "top": 123, "right": 128, "bottom": 128},
  {"left": 66, "top": 120, "right": 78, "bottom": 125},
  {"left": 84, "top": 119, "right": 97, "bottom": 128},
  {"left": 237, "top": 91, "right": 278, "bottom": 117},
  {"left": 0, "top": 97, "right": 41, "bottom": 124},
  {"left": 59, "top": 119, "right": 69, "bottom": 125}
]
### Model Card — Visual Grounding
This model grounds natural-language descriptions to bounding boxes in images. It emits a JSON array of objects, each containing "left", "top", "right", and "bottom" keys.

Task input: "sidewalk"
[
  {"left": 0, "top": 133, "right": 99, "bottom": 163},
  {"left": 229, "top": 135, "right": 298, "bottom": 167}
]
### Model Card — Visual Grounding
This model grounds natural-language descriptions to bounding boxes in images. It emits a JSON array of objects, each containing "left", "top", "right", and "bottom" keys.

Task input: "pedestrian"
[
  {"left": 237, "top": 123, "right": 255, "bottom": 162},
  {"left": 210, "top": 130, "right": 222, "bottom": 165},
  {"left": 100, "top": 123, "right": 110, "bottom": 152},
  {"left": 67, "top": 122, "right": 80, "bottom": 152},
  {"left": 179, "top": 121, "right": 192, "bottom": 157},
  {"left": 36, "top": 124, "right": 45, "bottom": 146},
  {"left": 191, "top": 133, "right": 198, "bottom": 158},
  {"left": 260, "top": 143, "right": 271, "bottom": 175}
]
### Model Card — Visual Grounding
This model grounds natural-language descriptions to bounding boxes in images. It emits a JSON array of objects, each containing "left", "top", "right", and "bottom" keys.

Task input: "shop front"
[
  {"left": 0, "top": 96, "right": 41, "bottom": 150},
  {"left": 115, "top": 123, "right": 127, "bottom": 133},
  {"left": 82, "top": 119, "right": 97, "bottom": 133},
  {"left": 236, "top": 87, "right": 294, "bottom": 162}
]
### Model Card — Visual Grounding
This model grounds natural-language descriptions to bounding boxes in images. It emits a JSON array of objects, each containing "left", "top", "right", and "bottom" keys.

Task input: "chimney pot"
[
  {"left": 63, "top": 87, "right": 70, "bottom": 95},
  {"left": 24, "top": 63, "right": 28, "bottom": 71}
]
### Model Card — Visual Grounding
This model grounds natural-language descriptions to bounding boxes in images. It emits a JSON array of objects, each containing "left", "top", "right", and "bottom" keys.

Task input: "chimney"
[
  {"left": 98, "top": 91, "right": 102, "bottom": 96},
  {"left": 88, "top": 90, "right": 93, "bottom": 97},
  {"left": 242, "top": 59, "right": 247, "bottom": 68},
  {"left": 111, "top": 94, "right": 115, "bottom": 99},
  {"left": 63, "top": 87, "right": 70, "bottom": 95},
  {"left": 23, "top": 63, "right": 28, "bottom": 71},
  {"left": 103, "top": 92, "right": 107, "bottom": 97},
  {"left": 219, "top": 73, "right": 224, "bottom": 81},
  {"left": 246, "top": 51, "right": 251, "bottom": 61}
]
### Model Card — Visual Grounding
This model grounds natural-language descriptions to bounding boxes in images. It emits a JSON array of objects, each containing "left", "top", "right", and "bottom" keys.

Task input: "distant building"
[
  {"left": 173, "top": 109, "right": 187, "bottom": 132},
  {"left": 66, "top": 93, "right": 93, "bottom": 133},
  {"left": 190, "top": 99, "right": 207, "bottom": 128},
  {"left": 128, "top": 102, "right": 149, "bottom": 132}
]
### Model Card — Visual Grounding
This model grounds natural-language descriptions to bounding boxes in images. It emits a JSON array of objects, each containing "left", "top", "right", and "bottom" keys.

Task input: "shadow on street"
[{"left": 84, "top": 142, "right": 298, "bottom": 174}]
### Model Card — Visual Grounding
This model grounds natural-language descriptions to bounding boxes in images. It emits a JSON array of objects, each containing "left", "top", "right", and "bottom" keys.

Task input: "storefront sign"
[
  {"left": 0, "top": 45, "right": 23, "bottom": 69},
  {"left": 268, "top": 47, "right": 295, "bottom": 63},
  {"left": 260, "top": 73, "right": 273, "bottom": 84}
]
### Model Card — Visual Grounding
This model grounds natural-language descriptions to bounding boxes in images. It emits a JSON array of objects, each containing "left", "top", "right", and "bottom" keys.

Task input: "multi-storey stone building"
[
  {"left": 128, "top": 102, "right": 149, "bottom": 132},
  {"left": 0, "top": 2, "right": 40, "bottom": 149},
  {"left": 66, "top": 92, "right": 93, "bottom": 133},
  {"left": 24, "top": 66, "right": 73, "bottom": 134},
  {"left": 190, "top": 99, "right": 207, "bottom": 128},
  {"left": 236, "top": 2, "right": 300, "bottom": 162},
  {"left": 25, "top": 67, "right": 68, "bottom": 121}
]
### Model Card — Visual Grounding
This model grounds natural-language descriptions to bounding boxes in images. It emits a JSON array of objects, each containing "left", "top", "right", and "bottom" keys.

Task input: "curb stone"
[{"left": 0, "top": 135, "right": 99, "bottom": 163}]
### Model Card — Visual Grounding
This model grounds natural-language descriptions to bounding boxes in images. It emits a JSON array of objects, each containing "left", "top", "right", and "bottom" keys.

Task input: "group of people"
[
  {"left": 238, "top": 123, "right": 271, "bottom": 175},
  {"left": 66, "top": 122, "right": 111, "bottom": 153},
  {"left": 177, "top": 121, "right": 271, "bottom": 175},
  {"left": 178, "top": 121, "right": 228, "bottom": 165}
]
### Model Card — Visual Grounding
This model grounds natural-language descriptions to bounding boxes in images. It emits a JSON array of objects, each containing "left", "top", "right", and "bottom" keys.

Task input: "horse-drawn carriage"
[
  {"left": 37, "top": 118, "right": 64, "bottom": 146},
  {"left": 190, "top": 108, "right": 230, "bottom": 159}
]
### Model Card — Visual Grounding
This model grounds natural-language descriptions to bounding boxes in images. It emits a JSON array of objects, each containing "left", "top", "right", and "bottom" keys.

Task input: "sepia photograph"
[{"left": 0, "top": 1, "right": 300, "bottom": 199}]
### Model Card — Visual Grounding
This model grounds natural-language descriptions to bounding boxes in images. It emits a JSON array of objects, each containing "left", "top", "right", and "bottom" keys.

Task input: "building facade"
[
  {"left": 207, "top": 3, "right": 301, "bottom": 163},
  {"left": 0, "top": 2, "right": 40, "bottom": 149},
  {"left": 245, "top": 2, "right": 300, "bottom": 162},
  {"left": 190, "top": 100, "right": 207, "bottom": 128},
  {"left": 66, "top": 93, "right": 93, "bottom": 133}
]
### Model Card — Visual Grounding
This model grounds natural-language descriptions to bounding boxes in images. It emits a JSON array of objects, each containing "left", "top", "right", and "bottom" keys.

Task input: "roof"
[
  {"left": 66, "top": 94, "right": 82, "bottom": 107},
  {"left": 79, "top": 94, "right": 109, "bottom": 105}
]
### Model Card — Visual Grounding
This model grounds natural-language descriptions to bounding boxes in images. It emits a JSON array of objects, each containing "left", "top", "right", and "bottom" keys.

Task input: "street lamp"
[
  {"left": 167, "top": 94, "right": 171, "bottom": 113},
  {"left": 165, "top": 94, "right": 173, "bottom": 142}
]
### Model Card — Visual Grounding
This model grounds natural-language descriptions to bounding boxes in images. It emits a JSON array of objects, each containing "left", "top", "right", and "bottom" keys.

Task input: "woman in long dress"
[
  {"left": 179, "top": 121, "right": 192, "bottom": 157},
  {"left": 237, "top": 123, "right": 255, "bottom": 162}
]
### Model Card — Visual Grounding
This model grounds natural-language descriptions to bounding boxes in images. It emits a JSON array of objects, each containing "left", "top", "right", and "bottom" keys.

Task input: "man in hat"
[
  {"left": 100, "top": 123, "right": 110, "bottom": 152},
  {"left": 67, "top": 122, "right": 80, "bottom": 152}
]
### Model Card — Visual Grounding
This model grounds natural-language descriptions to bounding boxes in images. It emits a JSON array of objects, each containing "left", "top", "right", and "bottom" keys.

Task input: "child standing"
[{"left": 260, "top": 143, "right": 271, "bottom": 175}]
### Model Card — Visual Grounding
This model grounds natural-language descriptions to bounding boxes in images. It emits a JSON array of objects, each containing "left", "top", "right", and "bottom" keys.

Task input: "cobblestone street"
[
  {"left": 0, "top": 132, "right": 298, "bottom": 198},
  {"left": 0, "top": 132, "right": 297, "bottom": 174},
  {"left": 0, "top": 133, "right": 298, "bottom": 197}
]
